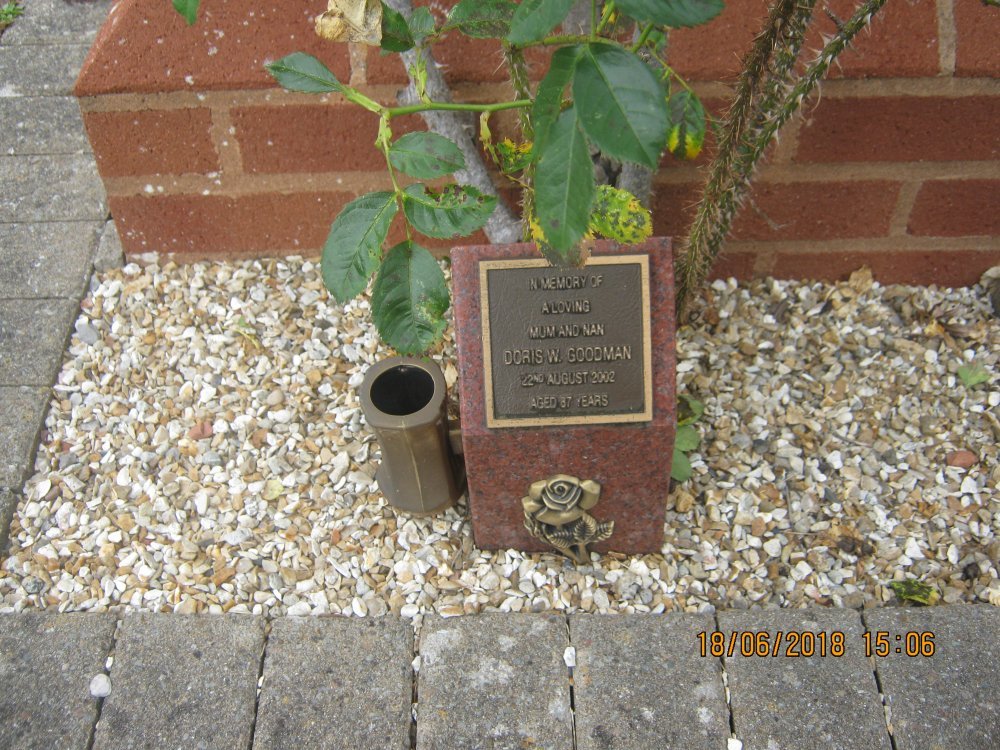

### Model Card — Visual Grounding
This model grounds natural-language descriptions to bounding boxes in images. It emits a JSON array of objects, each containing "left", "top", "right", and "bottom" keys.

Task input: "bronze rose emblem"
[{"left": 522, "top": 474, "right": 613, "bottom": 565}]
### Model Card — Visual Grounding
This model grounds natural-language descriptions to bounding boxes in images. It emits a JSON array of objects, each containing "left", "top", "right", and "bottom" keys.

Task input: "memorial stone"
[{"left": 452, "top": 239, "right": 676, "bottom": 557}]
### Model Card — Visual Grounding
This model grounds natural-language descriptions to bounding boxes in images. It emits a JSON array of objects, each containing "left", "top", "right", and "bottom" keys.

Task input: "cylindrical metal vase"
[{"left": 359, "top": 357, "right": 463, "bottom": 515}]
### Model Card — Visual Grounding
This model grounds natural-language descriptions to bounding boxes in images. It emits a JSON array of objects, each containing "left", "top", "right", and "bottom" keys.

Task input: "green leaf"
[
  {"left": 446, "top": 0, "right": 518, "bottom": 38},
  {"left": 616, "top": 0, "right": 725, "bottom": 29},
  {"left": 573, "top": 44, "right": 668, "bottom": 168},
  {"left": 587, "top": 185, "right": 652, "bottom": 244},
  {"left": 889, "top": 580, "right": 941, "bottom": 606},
  {"left": 172, "top": 0, "right": 199, "bottom": 25},
  {"left": 266, "top": 53, "right": 343, "bottom": 94},
  {"left": 534, "top": 107, "right": 594, "bottom": 256},
  {"left": 666, "top": 90, "right": 707, "bottom": 160},
  {"left": 321, "top": 192, "right": 397, "bottom": 303},
  {"left": 675, "top": 424, "right": 701, "bottom": 452},
  {"left": 671, "top": 448, "right": 692, "bottom": 483},
  {"left": 372, "top": 242, "right": 450, "bottom": 353},
  {"left": 381, "top": 3, "right": 414, "bottom": 52},
  {"left": 507, "top": 0, "right": 575, "bottom": 45},
  {"left": 408, "top": 7, "right": 436, "bottom": 41},
  {"left": 389, "top": 133, "right": 466, "bottom": 179},
  {"left": 402, "top": 184, "right": 497, "bottom": 239},
  {"left": 957, "top": 362, "right": 990, "bottom": 388},
  {"left": 678, "top": 393, "right": 704, "bottom": 426},
  {"left": 531, "top": 45, "right": 580, "bottom": 159}
]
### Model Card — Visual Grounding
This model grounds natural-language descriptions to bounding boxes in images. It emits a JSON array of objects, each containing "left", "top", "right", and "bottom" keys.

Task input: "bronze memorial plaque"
[{"left": 480, "top": 255, "right": 653, "bottom": 428}]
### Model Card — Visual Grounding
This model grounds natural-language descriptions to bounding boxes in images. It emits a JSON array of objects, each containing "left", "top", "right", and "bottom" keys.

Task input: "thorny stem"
[
  {"left": 505, "top": 44, "right": 536, "bottom": 241},
  {"left": 675, "top": 0, "right": 886, "bottom": 318}
]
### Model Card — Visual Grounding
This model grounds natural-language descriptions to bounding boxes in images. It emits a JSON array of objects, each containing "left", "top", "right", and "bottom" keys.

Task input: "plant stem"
[
  {"left": 591, "top": 0, "right": 598, "bottom": 34},
  {"left": 630, "top": 22, "right": 655, "bottom": 52},
  {"left": 676, "top": 0, "right": 888, "bottom": 318},
  {"left": 386, "top": 99, "right": 532, "bottom": 119}
]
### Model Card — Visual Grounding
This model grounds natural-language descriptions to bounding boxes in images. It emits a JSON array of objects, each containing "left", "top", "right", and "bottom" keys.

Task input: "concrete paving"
[
  {"left": 0, "top": 5, "right": 998, "bottom": 750},
  {"left": 0, "top": 608, "right": 998, "bottom": 749}
]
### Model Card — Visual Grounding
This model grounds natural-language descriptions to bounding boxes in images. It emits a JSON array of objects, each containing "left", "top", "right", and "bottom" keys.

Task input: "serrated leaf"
[
  {"left": 388, "top": 133, "right": 466, "bottom": 179},
  {"left": 446, "top": 0, "right": 517, "bottom": 38},
  {"left": 675, "top": 424, "right": 701, "bottom": 452},
  {"left": 671, "top": 448, "right": 693, "bottom": 483},
  {"left": 321, "top": 192, "right": 397, "bottom": 303},
  {"left": 666, "top": 90, "right": 706, "bottom": 159},
  {"left": 172, "top": 0, "right": 199, "bottom": 25},
  {"left": 573, "top": 44, "right": 668, "bottom": 168},
  {"left": 507, "top": 0, "right": 575, "bottom": 45},
  {"left": 531, "top": 45, "right": 580, "bottom": 159},
  {"left": 496, "top": 138, "right": 533, "bottom": 174},
  {"left": 889, "top": 580, "right": 941, "bottom": 606},
  {"left": 617, "top": 0, "right": 725, "bottom": 29},
  {"left": 957, "top": 362, "right": 990, "bottom": 388},
  {"left": 408, "top": 6, "right": 436, "bottom": 40},
  {"left": 266, "top": 52, "right": 344, "bottom": 94},
  {"left": 372, "top": 241, "right": 450, "bottom": 353},
  {"left": 534, "top": 107, "right": 594, "bottom": 257},
  {"left": 380, "top": 2, "right": 414, "bottom": 52},
  {"left": 588, "top": 185, "right": 652, "bottom": 243},
  {"left": 678, "top": 393, "right": 704, "bottom": 426},
  {"left": 402, "top": 184, "right": 497, "bottom": 239}
]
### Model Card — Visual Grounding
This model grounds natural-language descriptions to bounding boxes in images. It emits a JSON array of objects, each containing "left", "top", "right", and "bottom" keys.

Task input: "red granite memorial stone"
[{"left": 451, "top": 239, "right": 677, "bottom": 556}]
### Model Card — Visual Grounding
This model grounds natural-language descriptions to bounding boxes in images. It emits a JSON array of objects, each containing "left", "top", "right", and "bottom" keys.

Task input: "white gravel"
[{"left": 0, "top": 257, "right": 997, "bottom": 623}]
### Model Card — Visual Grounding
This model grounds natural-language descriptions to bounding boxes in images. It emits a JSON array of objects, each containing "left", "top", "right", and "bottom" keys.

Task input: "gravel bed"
[{"left": 1, "top": 257, "right": 997, "bottom": 621}]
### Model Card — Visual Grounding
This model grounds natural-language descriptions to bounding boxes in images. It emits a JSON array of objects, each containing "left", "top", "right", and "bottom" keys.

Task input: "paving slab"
[
  {"left": 0, "top": 486, "right": 15, "bottom": 553},
  {"left": 0, "top": 154, "right": 107, "bottom": 221},
  {"left": 0, "top": 44, "right": 91, "bottom": 95},
  {"left": 417, "top": 613, "right": 573, "bottom": 750},
  {"left": 0, "top": 96, "right": 90, "bottom": 154},
  {"left": 0, "top": 385, "right": 50, "bottom": 487},
  {"left": 866, "top": 605, "right": 1000, "bottom": 750},
  {"left": 93, "top": 613, "right": 265, "bottom": 750},
  {"left": 1, "top": 0, "right": 113, "bottom": 46},
  {"left": 0, "top": 297, "right": 78, "bottom": 385},
  {"left": 571, "top": 613, "right": 729, "bottom": 750},
  {"left": 719, "top": 608, "right": 891, "bottom": 750},
  {"left": 94, "top": 220, "right": 124, "bottom": 273},
  {"left": 0, "top": 612, "right": 118, "bottom": 750},
  {"left": 0, "top": 221, "right": 102, "bottom": 298},
  {"left": 253, "top": 616, "right": 413, "bottom": 750}
]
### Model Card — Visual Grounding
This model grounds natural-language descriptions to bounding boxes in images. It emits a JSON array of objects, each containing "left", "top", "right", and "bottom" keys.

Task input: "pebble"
[
  {"left": 1, "top": 260, "right": 996, "bottom": 619},
  {"left": 945, "top": 450, "right": 977, "bottom": 469},
  {"left": 89, "top": 674, "right": 111, "bottom": 698}
]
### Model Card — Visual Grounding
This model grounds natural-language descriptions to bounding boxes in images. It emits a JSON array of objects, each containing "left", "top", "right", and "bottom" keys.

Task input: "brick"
[
  {"left": 651, "top": 182, "right": 701, "bottom": 238},
  {"left": 809, "top": 0, "right": 939, "bottom": 78},
  {"left": 83, "top": 109, "right": 218, "bottom": 178},
  {"left": 75, "top": 0, "right": 349, "bottom": 96},
  {"left": 108, "top": 191, "right": 356, "bottom": 256},
  {"left": 771, "top": 248, "right": 1000, "bottom": 286},
  {"left": 954, "top": 0, "right": 1000, "bottom": 76},
  {"left": 731, "top": 181, "right": 900, "bottom": 241},
  {"left": 796, "top": 97, "right": 1000, "bottom": 163},
  {"left": 908, "top": 179, "right": 1000, "bottom": 237},
  {"left": 0, "top": 613, "right": 117, "bottom": 750},
  {"left": 233, "top": 105, "right": 422, "bottom": 173},
  {"left": 706, "top": 251, "right": 757, "bottom": 280},
  {"left": 666, "top": 0, "right": 770, "bottom": 81}
]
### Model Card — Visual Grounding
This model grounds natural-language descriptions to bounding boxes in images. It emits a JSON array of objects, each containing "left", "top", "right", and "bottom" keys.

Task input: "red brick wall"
[{"left": 76, "top": 0, "right": 1000, "bottom": 285}]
